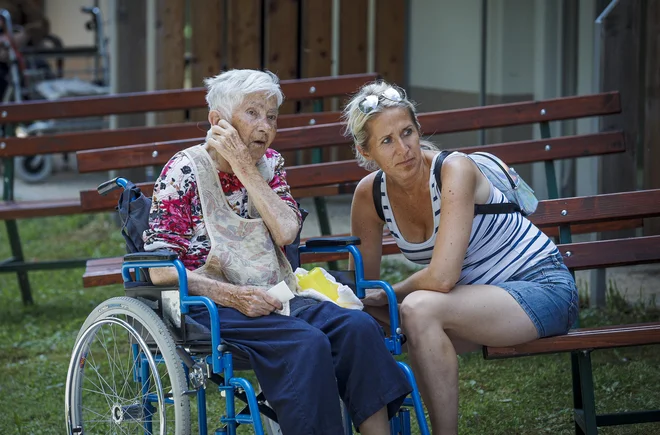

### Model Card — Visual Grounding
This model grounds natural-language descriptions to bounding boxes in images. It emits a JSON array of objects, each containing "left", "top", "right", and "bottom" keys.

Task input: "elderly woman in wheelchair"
[{"left": 65, "top": 69, "right": 429, "bottom": 435}]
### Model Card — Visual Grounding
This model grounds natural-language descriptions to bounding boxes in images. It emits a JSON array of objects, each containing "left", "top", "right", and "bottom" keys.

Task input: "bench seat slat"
[
  {"left": 82, "top": 234, "right": 660, "bottom": 288},
  {"left": 484, "top": 322, "right": 660, "bottom": 359},
  {"left": 0, "top": 199, "right": 84, "bottom": 220}
]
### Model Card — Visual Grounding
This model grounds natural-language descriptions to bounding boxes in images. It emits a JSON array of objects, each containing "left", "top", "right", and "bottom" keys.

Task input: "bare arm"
[
  {"left": 350, "top": 174, "right": 384, "bottom": 279},
  {"left": 149, "top": 266, "right": 282, "bottom": 318},
  {"left": 233, "top": 163, "right": 300, "bottom": 246},
  {"left": 206, "top": 121, "right": 299, "bottom": 246},
  {"left": 393, "top": 155, "right": 479, "bottom": 294}
]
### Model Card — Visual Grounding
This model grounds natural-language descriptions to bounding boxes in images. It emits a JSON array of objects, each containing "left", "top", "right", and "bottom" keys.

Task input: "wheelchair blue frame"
[{"left": 116, "top": 177, "right": 430, "bottom": 434}]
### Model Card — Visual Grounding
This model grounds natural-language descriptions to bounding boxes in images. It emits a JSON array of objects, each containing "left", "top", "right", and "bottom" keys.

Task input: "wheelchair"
[{"left": 65, "top": 177, "right": 430, "bottom": 435}]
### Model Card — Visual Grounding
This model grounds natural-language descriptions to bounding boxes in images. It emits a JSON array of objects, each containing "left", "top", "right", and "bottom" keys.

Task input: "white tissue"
[{"left": 267, "top": 281, "right": 295, "bottom": 303}]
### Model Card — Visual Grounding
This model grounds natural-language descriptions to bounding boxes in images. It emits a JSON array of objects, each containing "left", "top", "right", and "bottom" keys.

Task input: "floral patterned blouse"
[{"left": 143, "top": 147, "right": 302, "bottom": 271}]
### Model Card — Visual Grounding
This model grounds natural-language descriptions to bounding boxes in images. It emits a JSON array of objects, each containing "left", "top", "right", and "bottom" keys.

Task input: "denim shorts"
[{"left": 498, "top": 252, "right": 579, "bottom": 338}]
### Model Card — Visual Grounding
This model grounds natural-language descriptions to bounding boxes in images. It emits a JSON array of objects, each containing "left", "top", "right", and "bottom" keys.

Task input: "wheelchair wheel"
[
  {"left": 65, "top": 297, "right": 191, "bottom": 434},
  {"left": 14, "top": 155, "right": 53, "bottom": 183}
]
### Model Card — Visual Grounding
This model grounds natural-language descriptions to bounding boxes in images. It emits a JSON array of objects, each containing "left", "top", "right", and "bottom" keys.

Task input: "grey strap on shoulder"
[{"left": 432, "top": 150, "right": 519, "bottom": 215}]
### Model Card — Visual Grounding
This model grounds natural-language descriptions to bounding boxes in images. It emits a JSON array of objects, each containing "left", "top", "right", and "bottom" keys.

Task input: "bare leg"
[
  {"left": 365, "top": 304, "right": 481, "bottom": 355},
  {"left": 400, "top": 285, "right": 539, "bottom": 435},
  {"left": 359, "top": 406, "right": 390, "bottom": 435}
]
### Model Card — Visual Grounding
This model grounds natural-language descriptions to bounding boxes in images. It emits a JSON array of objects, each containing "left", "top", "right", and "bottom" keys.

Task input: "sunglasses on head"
[{"left": 358, "top": 87, "right": 403, "bottom": 114}]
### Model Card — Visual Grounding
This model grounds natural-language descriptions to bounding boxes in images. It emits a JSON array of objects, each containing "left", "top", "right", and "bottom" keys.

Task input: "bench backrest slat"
[
  {"left": 532, "top": 189, "right": 660, "bottom": 227},
  {"left": 0, "top": 73, "right": 377, "bottom": 123},
  {"left": 417, "top": 92, "right": 621, "bottom": 134},
  {"left": 75, "top": 131, "right": 625, "bottom": 174},
  {"left": 68, "top": 92, "right": 621, "bottom": 173},
  {"left": 0, "top": 111, "right": 342, "bottom": 158},
  {"left": 560, "top": 236, "right": 660, "bottom": 270}
]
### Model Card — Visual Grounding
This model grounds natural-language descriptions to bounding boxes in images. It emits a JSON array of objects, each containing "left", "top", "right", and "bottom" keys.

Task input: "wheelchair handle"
[
  {"left": 97, "top": 177, "right": 130, "bottom": 196},
  {"left": 0, "top": 9, "right": 14, "bottom": 36},
  {"left": 81, "top": 6, "right": 101, "bottom": 17}
]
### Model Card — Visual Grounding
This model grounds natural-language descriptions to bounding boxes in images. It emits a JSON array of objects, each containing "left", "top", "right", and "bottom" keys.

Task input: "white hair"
[
  {"left": 203, "top": 69, "right": 284, "bottom": 119},
  {"left": 342, "top": 80, "right": 435, "bottom": 172}
]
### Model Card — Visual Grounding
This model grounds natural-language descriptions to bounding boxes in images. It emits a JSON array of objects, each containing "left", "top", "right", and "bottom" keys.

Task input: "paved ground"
[{"left": 12, "top": 157, "right": 659, "bottom": 307}]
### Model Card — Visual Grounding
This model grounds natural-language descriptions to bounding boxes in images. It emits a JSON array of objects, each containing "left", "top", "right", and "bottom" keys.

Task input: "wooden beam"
[
  {"left": 301, "top": 0, "right": 333, "bottom": 162},
  {"left": 190, "top": 0, "right": 224, "bottom": 121},
  {"left": 265, "top": 0, "right": 299, "bottom": 81},
  {"left": 115, "top": 0, "right": 148, "bottom": 182},
  {"left": 265, "top": 0, "right": 300, "bottom": 164},
  {"left": 644, "top": 0, "right": 660, "bottom": 235},
  {"left": 376, "top": 0, "right": 406, "bottom": 85},
  {"left": 156, "top": 0, "right": 186, "bottom": 124},
  {"left": 301, "top": 1, "right": 332, "bottom": 84},
  {"left": 227, "top": 0, "right": 262, "bottom": 69},
  {"left": 598, "top": 0, "right": 644, "bottom": 238},
  {"left": 340, "top": 0, "right": 368, "bottom": 76},
  {"left": 115, "top": 0, "right": 147, "bottom": 128}
]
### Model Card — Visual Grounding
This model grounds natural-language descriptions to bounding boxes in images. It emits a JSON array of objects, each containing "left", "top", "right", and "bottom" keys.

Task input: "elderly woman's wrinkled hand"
[
  {"left": 206, "top": 120, "right": 253, "bottom": 171},
  {"left": 229, "top": 286, "right": 284, "bottom": 317}
]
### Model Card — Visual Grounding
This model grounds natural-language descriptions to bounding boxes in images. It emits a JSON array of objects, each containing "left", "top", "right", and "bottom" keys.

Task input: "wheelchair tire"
[
  {"left": 65, "top": 297, "right": 191, "bottom": 435},
  {"left": 14, "top": 155, "right": 53, "bottom": 183}
]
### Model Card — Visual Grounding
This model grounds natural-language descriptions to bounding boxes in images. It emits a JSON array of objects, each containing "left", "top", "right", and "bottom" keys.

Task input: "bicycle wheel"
[{"left": 66, "top": 296, "right": 191, "bottom": 434}]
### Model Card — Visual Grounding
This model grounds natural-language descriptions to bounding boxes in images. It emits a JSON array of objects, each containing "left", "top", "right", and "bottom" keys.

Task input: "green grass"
[{"left": 1, "top": 214, "right": 660, "bottom": 434}]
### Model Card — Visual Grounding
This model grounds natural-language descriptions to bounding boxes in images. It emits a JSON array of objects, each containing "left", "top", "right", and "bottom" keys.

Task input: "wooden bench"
[
  {"left": 76, "top": 92, "right": 629, "bottom": 287},
  {"left": 73, "top": 88, "right": 660, "bottom": 432},
  {"left": 0, "top": 73, "right": 379, "bottom": 304},
  {"left": 483, "top": 189, "right": 660, "bottom": 434}
]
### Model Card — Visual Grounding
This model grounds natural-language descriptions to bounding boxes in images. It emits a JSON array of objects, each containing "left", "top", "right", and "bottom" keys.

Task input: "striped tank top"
[{"left": 379, "top": 152, "right": 558, "bottom": 286}]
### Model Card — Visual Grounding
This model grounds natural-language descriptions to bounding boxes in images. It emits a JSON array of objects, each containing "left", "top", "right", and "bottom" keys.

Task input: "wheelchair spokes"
[{"left": 66, "top": 297, "right": 191, "bottom": 435}]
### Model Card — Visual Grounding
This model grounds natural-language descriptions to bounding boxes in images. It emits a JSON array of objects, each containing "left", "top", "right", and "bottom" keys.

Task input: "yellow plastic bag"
[{"left": 295, "top": 267, "right": 363, "bottom": 310}]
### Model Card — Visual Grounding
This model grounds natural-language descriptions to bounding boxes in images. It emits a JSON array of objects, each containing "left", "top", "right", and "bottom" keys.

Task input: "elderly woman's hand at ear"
[{"left": 206, "top": 120, "right": 253, "bottom": 172}]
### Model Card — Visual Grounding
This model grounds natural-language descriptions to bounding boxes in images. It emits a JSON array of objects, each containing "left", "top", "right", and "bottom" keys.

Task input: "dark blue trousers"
[{"left": 191, "top": 301, "right": 411, "bottom": 435}]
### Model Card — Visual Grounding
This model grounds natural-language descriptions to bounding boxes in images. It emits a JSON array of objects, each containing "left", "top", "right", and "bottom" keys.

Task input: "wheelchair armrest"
[
  {"left": 124, "top": 250, "right": 178, "bottom": 262},
  {"left": 304, "top": 236, "right": 361, "bottom": 248}
]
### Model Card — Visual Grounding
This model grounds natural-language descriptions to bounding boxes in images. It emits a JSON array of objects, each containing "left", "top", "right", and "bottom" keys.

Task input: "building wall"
[
  {"left": 408, "top": 0, "right": 540, "bottom": 151},
  {"left": 406, "top": 0, "right": 603, "bottom": 199},
  {"left": 44, "top": 0, "right": 112, "bottom": 83}
]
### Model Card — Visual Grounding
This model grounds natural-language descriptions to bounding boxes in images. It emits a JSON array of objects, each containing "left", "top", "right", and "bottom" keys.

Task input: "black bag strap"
[
  {"left": 474, "top": 203, "right": 520, "bottom": 214},
  {"left": 372, "top": 170, "right": 386, "bottom": 222},
  {"left": 432, "top": 150, "right": 520, "bottom": 215}
]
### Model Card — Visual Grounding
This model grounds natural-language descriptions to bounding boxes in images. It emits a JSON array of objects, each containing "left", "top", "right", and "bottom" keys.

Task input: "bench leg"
[
  {"left": 3, "top": 154, "right": 33, "bottom": 305},
  {"left": 572, "top": 350, "right": 598, "bottom": 435},
  {"left": 5, "top": 219, "right": 33, "bottom": 305}
]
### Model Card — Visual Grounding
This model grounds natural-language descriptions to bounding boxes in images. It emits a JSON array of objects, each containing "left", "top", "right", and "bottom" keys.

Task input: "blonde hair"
[
  {"left": 204, "top": 69, "right": 284, "bottom": 120},
  {"left": 342, "top": 80, "right": 435, "bottom": 172}
]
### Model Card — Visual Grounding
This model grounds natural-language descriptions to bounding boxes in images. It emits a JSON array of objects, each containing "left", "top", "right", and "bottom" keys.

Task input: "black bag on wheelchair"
[{"left": 117, "top": 180, "right": 152, "bottom": 254}]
